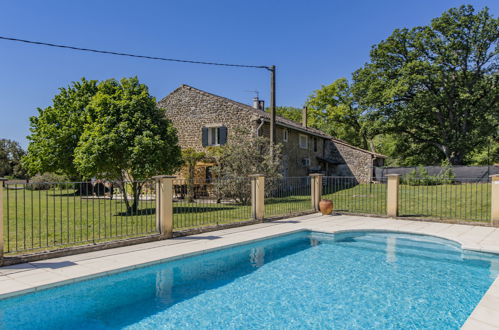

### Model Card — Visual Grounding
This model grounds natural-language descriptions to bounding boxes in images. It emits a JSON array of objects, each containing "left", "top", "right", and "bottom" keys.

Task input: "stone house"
[{"left": 158, "top": 85, "right": 385, "bottom": 183}]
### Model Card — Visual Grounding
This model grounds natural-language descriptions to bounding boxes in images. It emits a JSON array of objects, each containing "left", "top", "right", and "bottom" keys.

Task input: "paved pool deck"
[{"left": 1, "top": 213, "right": 499, "bottom": 329}]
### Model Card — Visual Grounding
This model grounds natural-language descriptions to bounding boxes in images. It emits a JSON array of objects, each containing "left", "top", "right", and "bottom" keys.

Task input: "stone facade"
[
  {"left": 259, "top": 123, "right": 325, "bottom": 177},
  {"left": 157, "top": 85, "right": 385, "bottom": 182},
  {"left": 158, "top": 85, "right": 257, "bottom": 152},
  {"left": 325, "top": 139, "right": 385, "bottom": 183}
]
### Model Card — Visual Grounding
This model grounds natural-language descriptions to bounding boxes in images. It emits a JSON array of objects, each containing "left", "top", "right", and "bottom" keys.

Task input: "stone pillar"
[
  {"left": 153, "top": 175, "right": 175, "bottom": 238},
  {"left": 310, "top": 174, "right": 324, "bottom": 212},
  {"left": 250, "top": 174, "right": 265, "bottom": 221},
  {"left": 491, "top": 175, "right": 499, "bottom": 226},
  {"left": 386, "top": 174, "right": 400, "bottom": 217},
  {"left": 0, "top": 178, "right": 6, "bottom": 258}
]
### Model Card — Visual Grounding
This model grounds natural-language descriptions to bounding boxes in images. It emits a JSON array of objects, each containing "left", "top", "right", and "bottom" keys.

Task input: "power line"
[{"left": 0, "top": 36, "right": 271, "bottom": 70}]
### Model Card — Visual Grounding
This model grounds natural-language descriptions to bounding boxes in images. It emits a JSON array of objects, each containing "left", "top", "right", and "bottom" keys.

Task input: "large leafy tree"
[
  {"left": 353, "top": 5, "right": 498, "bottom": 165},
  {"left": 307, "top": 78, "right": 372, "bottom": 150},
  {"left": 266, "top": 106, "right": 303, "bottom": 123},
  {"left": 24, "top": 77, "right": 182, "bottom": 213},
  {"left": 73, "top": 77, "right": 182, "bottom": 212},
  {"left": 23, "top": 78, "right": 98, "bottom": 179},
  {"left": 0, "top": 139, "right": 26, "bottom": 178}
]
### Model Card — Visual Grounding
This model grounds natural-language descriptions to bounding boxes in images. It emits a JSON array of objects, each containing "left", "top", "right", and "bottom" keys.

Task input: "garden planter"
[{"left": 319, "top": 199, "right": 334, "bottom": 215}]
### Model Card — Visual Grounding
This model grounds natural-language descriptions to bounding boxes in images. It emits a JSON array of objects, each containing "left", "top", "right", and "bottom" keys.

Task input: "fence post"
[
  {"left": 0, "top": 178, "right": 6, "bottom": 259},
  {"left": 386, "top": 174, "right": 400, "bottom": 217},
  {"left": 250, "top": 174, "right": 265, "bottom": 221},
  {"left": 491, "top": 175, "right": 499, "bottom": 226},
  {"left": 153, "top": 175, "right": 175, "bottom": 238},
  {"left": 310, "top": 174, "right": 323, "bottom": 212}
]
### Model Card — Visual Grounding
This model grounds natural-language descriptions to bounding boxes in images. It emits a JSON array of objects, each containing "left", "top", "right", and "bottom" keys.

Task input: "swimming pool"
[{"left": 1, "top": 230, "right": 498, "bottom": 329}]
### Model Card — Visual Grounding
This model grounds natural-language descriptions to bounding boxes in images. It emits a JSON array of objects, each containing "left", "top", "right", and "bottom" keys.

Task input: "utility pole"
[{"left": 269, "top": 65, "right": 276, "bottom": 150}]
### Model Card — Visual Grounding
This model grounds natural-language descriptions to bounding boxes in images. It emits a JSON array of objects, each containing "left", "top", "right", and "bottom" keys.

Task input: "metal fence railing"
[
  {"left": 323, "top": 176, "right": 387, "bottom": 215},
  {"left": 265, "top": 177, "right": 314, "bottom": 218},
  {"left": 398, "top": 177, "right": 491, "bottom": 222},
  {"left": 172, "top": 178, "right": 252, "bottom": 230},
  {"left": 2, "top": 180, "right": 157, "bottom": 254},
  {"left": 1, "top": 174, "right": 494, "bottom": 256}
]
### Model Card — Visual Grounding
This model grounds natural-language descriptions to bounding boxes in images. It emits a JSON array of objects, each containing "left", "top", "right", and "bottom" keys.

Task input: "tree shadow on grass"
[
  {"left": 46, "top": 191, "right": 79, "bottom": 197},
  {"left": 115, "top": 206, "right": 240, "bottom": 217},
  {"left": 116, "top": 208, "right": 156, "bottom": 216},
  {"left": 173, "top": 206, "right": 239, "bottom": 214}
]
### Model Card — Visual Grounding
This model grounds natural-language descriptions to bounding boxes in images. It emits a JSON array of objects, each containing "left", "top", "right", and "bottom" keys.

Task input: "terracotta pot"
[{"left": 319, "top": 199, "right": 334, "bottom": 215}]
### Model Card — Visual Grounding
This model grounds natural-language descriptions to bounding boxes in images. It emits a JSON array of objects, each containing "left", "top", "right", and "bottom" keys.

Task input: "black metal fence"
[
  {"left": 375, "top": 166, "right": 498, "bottom": 183},
  {"left": 1, "top": 174, "right": 494, "bottom": 256},
  {"left": 398, "top": 177, "right": 491, "bottom": 222},
  {"left": 172, "top": 178, "right": 252, "bottom": 230},
  {"left": 265, "top": 177, "right": 314, "bottom": 218},
  {"left": 3, "top": 180, "right": 157, "bottom": 254},
  {"left": 323, "top": 176, "right": 387, "bottom": 215}
]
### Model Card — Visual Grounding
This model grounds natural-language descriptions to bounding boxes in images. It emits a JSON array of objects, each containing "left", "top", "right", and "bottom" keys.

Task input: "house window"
[
  {"left": 202, "top": 126, "right": 227, "bottom": 146},
  {"left": 208, "top": 127, "right": 220, "bottom": 146},
  {"left": 302, "top": 157, "right": 311, "bottom": 167},
  {"left": 299, "top": 134, "right": 308, "bottom": 149},
  {"left": 313, "top": 137, "right": 318, "bottom": 152},
  {"left": 283, "top": 129, "right": 288, "bottom": 142}
]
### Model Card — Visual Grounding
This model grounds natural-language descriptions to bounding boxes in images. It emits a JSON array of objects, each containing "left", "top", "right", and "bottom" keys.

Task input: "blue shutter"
[
  {"left": 219, "top": 126, "right": 228, "bottom": 145},
  {"left": 202, "top": 127, "right": 208, "bottom": 147}
]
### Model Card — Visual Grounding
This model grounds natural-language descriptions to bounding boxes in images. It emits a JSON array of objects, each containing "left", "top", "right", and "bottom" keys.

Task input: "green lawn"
[
  {"left": 173, "top": 201, "right": 252, "bottom": 230},
  {"left": 322, "top": 182, "right": 491, "bottom": 222},
  {"left": 2, "top": 182, "right": 492, "bottom": 254},
  {"left": 323, "top": 183, "right": 387, "bottom": 216},
  {"left": 265, "top": 195, "right": 313, "bottom": 218},
  {"left": 2, "top": 188, "right": 157, "bottom": 254}
]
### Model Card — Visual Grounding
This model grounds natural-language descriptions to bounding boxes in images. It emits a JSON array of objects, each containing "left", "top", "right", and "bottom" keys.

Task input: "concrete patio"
[{"left": 1, "top": 214, "right": 498, "bottom": 329}]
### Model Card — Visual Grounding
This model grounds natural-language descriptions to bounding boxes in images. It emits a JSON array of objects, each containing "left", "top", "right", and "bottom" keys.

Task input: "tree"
[
  {"left": 181, "top": 148, "right": 206, "bottom": 202},
  {"left": 24, "top": 77, "right": 182, "bottom": 213},
  {"left": 465, "top": 135, "right": 499, "bottom": 165},
  {"left": 0, "top": 139, "right": 26, "bottom": 178},
  {"left": 212, "top": 127, "right": 282, "bottom": 205},
  {"left": 266, "top": 106, "right": 303, "bottom": 123},
  {"left": 23, "top": 78, "right": 98, "bottom": 179},
  {"left": 307, "top": 78, "right": 373, "bottom": 150},
  {"left": 73, "top": 77, "right": 182, "bottom": 213},
  {"left": 353, "top": 5, "right": 498, "bottom": 165}
]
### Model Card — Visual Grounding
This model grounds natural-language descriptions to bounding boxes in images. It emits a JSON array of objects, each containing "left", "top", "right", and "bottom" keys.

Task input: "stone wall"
[
  {"left": 325, "top": 140, "right": 376, "bottom": 183},
  {"left": 259, "top": 123, "right": 325, "bottom": 177}
]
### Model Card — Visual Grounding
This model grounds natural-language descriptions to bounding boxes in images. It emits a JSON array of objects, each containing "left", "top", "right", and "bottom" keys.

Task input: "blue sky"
[{"left": 1, "top": 0, "right": 497, "bottom": 147}]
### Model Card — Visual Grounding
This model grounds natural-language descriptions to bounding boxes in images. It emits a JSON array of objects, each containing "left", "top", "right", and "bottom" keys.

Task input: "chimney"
[
  {"left": 252, "top": 96, "right": 265, "bottom": 111},
  {"left": 302, "top": 106, "right": 308, "bottom": 127}
]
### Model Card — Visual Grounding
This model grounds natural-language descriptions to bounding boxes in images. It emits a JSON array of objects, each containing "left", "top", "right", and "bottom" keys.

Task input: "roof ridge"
[
  {"left": 180, "top": 84, "right": 260, "bottom": 113},
  {"left": 331, "top": 137, "right": 386, "bottom": 157}
]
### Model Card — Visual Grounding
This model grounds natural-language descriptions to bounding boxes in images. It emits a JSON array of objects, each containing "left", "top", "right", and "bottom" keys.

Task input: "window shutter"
[
  {"left": 219, "top": 126, "right": 228, "bottom": 145},
  {"left": 202, "top": 127, "right": 208, "bottom": 147}
]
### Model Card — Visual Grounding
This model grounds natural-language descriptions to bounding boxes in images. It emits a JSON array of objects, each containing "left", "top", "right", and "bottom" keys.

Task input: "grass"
[
  {"left": 2, "top": 188, "right": 157, "bottom": 254},
  {"left": 322, "top": 182, "right": 491, "bottom": 221},
  {"left": 265, "top": 195, "right": 313, "bottom": 218},
  {"left": 2, "top": 181, "right": 492, "bottom": 254}
]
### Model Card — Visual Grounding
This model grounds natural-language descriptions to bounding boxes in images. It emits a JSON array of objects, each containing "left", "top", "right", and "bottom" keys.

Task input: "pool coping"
[{"left": 1, "top": 213, "right": 499, "bottom": 328}]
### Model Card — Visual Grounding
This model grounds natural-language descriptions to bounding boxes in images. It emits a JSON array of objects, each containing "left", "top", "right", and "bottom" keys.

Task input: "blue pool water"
[{"left": 1, "top": 230, "right": 498, "bottom": 329}]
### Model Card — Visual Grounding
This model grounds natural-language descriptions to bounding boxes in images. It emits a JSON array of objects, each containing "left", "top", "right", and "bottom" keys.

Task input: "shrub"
[
  {"left": 26, "top": 173, "right": 69, "bottom": 190},
  {"left": 401, "top": 164, "right": 455, "bottom": 186}
]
